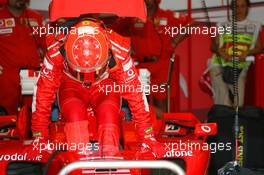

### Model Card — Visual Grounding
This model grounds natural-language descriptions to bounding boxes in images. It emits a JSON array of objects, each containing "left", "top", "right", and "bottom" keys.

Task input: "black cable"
[
  {"left": 227, "top": 0, "right": 231, "bottom": 21},
  {"left": 201, "top": 0, "right": 211, "bottom": 27},
  {"left": 232, "top": 1, "right": 239, "bottom": 108},
  {"left": 231, "top": 0, "right": 240, "bottom": 164},
  {"left": 202, "top": 0, "right": 241, "bottom": 170}
]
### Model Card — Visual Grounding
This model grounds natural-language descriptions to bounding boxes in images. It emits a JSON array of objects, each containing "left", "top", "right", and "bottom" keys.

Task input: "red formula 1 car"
[{"left": 0, "top": 69, "right": 217, "bottom": 175}]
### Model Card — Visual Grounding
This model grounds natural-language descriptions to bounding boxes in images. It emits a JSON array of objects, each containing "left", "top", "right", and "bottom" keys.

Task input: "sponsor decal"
[
  {"left": 238, "top": 126, "right": 244, "bottom": 166},
  {"left": 4, "top": 18, "right": 15, "bottom": 28},
  {"left": 134, "top": 22, "right": 144, "bottom": 28},
  {"left": 0, "top": 28, "right": 13, "bottom": 34},
  {"left": 165, "top": 124, "right": 180, "bottom": 132},
  {"left": 20, "top": 18, "right": 38, "bottom": 26},
  {"left": 159, "top": 18, "right": 168, "bottom": 26},
  {"left": 29, "top": 19, "right": 39, "bottom": 27},
  {"left": 124, "top": 69, "right": 136, "bottom": 83},
  {"left": 154, "top": 18, "right": 160, "bottom": 26},
  {"left": 134, "top": 18, "right": 144, "bottom": 28},
  {"left": 144, "top": 127, "right": 153, "bottom": 134},
  {"left": 41, "top": 67, "right": 52, "bottom": 79},
  {"left": 201, "top": 125, "right": 211, "bottom": 133},
  {"left": 123, "top": 59, "right": 133, "bottom": 71},
  {"left": 174, "top": 12, "right": 180, "bottom": 18}
]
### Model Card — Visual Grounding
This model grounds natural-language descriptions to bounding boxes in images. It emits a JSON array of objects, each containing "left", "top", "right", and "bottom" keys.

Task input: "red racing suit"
[
  {"left": 111, "top": 9, "right": 190, "bottom": 111},
  {"left": 31, "top": 29, "right": 164, "bottom": 157},
  {"left": 0, "top": 6, "right": 44, "bottom": 114}
]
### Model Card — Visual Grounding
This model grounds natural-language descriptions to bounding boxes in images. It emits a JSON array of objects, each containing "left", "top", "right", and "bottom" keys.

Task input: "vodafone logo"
[
  {"left": 201, "top": 125, "right": 211, "bottom": 133},
  {"left": 124, "top": 69, "right": 136, "bottom": 83},
  {"left": 41, "top": 67, "right": 52, "bottom": 79},
  {"left": 127, "top": 69, "right": 134, "bottom": 76}
]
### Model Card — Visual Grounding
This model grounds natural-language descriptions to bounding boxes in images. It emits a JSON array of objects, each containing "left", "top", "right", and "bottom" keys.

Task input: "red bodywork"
[
  {"left": 49, "top": 0, "right": 147, "bottom": 22},
  {"left": 0, "top": 70, "right": 217, "bottom": 175},
  {"left": 0, "top": 0, "right": 7, "bottom": 4},
  {"left": 0, "top": 103, "right": 217, "bottom": 175}
]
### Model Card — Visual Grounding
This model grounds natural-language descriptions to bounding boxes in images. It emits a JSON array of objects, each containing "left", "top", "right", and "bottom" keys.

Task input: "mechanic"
[
  {"left": 112, "top": 0, "right": 191, "bottom": 116},
  {"left": 0, "top": 0, "right": 45, "bottom": 115},
  {"left": 31, "top": 18, "right": 165, "bottom": 158},
  {"left": 210, "top": 0, "right": 263, "bottom": 107}
]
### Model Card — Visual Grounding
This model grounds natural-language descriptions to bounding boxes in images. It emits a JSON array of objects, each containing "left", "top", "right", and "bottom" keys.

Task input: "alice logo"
[{"left": 238, "top": 126, "right": 244, "bottom": 166}]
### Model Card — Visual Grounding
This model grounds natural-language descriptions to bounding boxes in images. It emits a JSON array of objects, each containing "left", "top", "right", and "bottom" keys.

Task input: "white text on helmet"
[{"left": 78, "top": 26, "right": 100, "bottom": 36}]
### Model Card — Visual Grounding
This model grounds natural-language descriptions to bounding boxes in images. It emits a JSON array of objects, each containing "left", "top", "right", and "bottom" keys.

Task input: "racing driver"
[{"left": 31, "top": 18, "right": 165, "bottom": 158}]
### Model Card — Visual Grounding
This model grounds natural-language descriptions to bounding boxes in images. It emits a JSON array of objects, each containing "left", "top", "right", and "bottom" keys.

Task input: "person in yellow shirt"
[{"left": 210, "top": 0, "right": 263, "bottom": 107}]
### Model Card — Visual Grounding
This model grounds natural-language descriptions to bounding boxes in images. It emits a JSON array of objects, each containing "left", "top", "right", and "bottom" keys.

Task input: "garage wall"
[{"left": 29, "top": 0, "right": 50, "bottom": 11}]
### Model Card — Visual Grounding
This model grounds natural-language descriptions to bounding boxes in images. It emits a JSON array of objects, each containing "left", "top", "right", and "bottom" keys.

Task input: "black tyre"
[
  {"left": 150, "top": 159, "right": 186, "bottom": 175},
  {"left": 7, "top": 162, "right": 43, "bottom": 175}
]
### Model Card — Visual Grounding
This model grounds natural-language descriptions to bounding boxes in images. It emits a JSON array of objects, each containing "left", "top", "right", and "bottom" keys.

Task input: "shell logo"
[{"left": 82, "top": 21, "right": 90, "bottom": 25}]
